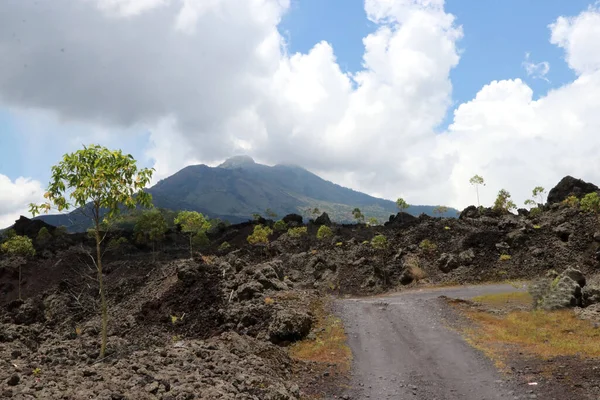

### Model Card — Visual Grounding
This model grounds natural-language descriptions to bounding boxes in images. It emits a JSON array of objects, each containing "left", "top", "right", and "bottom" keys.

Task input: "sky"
[{"left": 1, "top": 0, "right": 600, "bottom": 227}]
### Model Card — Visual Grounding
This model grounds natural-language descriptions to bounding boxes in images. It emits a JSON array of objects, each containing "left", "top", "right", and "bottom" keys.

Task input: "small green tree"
[
  {"left": 581, "top": 192, "right": 600, "bottom": 213},
  {"left": 218, "top": 241, "right": 231, "bottom": 251},
  {"left": 419, "top": 239, "right": 437, "bottom": 253},
  {"left": 36, "top": 227, "right": 52, "bottom": 244},
  {"left": 312, "top": 207, "right": 320, "bottom": 217},
  {"left": 433, "top": 206, "right": 449, "bottom": 217},
  {"left": 469, "top": 175, "right": 485, "bottom": 207},
  {"left": 106, "top": 236, "right": 129, "bottom": 253},
  {"left": 174, "top": 211, "right": 210, "bottom": 258},
  {"left": 192, "top": 231, "right": 210, "bottom": 249},
  {"left": 525, "top": 186, "right": 547, "bottom": 208},
  {"left": 352, "top": 208, "right": 364, "bottom": 223},
  {"left": 371, "top": 234, "right": 388, "bottom": 250},
  {"left": 316, "top": 225, "right": 333, "bottom": 240},
  {"left": 53, "top": 226, "right": 68, "bottom": 237},
  {"left": 1, "top": 235, "right": 35, "bottom": 301},
  {"left": 288, "top": 226, "right": 308, "bottom": 238},
  {"left": 252, "top": 213, "right": 262, "bottom": 221},
  {"left": 247, "top": 225, "right": 273, "bottom": 245},
  {"left": 134, "top": 209, "right": 168, "bottom": 262},
  {"left": 30, "top": 144, "right": 154, "bottom": 359},
  {"left": 265, "top": 208, "right": 278, "bottom": 219},
  {"left": 493, "top": 189, "right": 516, "bottom": 213},
  {"left": 273, "top": 220, "right": 287, "bottom": 232},
  {"left": 367, "top": 217, "right": 380, "bottom": 226}
]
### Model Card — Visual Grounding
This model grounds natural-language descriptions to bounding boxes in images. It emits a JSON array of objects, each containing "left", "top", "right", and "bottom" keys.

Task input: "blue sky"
[{"left": 279, "top": 0, "right": 591, "bottom": 123}]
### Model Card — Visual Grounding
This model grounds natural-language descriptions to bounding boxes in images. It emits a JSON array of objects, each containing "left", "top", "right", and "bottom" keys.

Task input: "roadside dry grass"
[
  {"left": 289, "top": 298, "right": 352, "bottom": 372},
  {"left": 472, "top": 291, "right": 532, "bottom": 307},
  {"left": 454, "top": 292, "right": 600, "bottom": 362}
]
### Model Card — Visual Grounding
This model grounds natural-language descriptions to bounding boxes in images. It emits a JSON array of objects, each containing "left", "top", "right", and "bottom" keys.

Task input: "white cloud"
[
  {"left": 523, "top": 52, "right": 550, "bottom": 82},
  {"left": 550, "top": 5, "right": 600, "bottom": 75},
  {"left": 2, "top": 0, "right": 600, "bottom": 220},
  {"left": 0, "top": 175, "right": 45, "bottom": 228}
]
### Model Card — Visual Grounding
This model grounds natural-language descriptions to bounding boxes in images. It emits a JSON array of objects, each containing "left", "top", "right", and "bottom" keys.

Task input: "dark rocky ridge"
[{"left": 2, "top": 175, "right": 600, "bottom": 398}]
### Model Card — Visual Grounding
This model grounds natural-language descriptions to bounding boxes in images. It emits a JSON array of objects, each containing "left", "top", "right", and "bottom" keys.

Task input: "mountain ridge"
[{"left": 10, "top": 156, "right": 458, "bottom": 231}]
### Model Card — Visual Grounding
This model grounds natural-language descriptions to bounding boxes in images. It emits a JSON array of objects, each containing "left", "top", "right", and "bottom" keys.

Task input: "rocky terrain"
[{"left": 2, "top": 175, "right": 600, "bottom": 399}]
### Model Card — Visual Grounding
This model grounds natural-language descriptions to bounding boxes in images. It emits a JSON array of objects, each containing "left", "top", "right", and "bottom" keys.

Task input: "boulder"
[
  {"left": 583, "top": 286, "right": 600, "bottom": 306},
  {"left": 399, "top": 269, "right": 414, "bottom": 285},
  {"left": 458, "top": 248, "right": 475, "bottom": 265},
  {"left": 12, "top": 216, "right": 56, "bottom": 238},
  {"left": 236, "top": 281, "right": 264, "bottom": 300},
  {"left": 459, "top": 206, "right": 480, "bottom": 219},
  {"left": 563, "top": 266, "right": 586, "bottom": 287},
  {"left": 553, "top": 223, "right": 573, "bottom": 242},
  {"left": 314, "top": 212, "right": 332, "bottom": 226},
  {"left": 282, "top": 214, "right": 303, "bottom": 226},
  {"left": 530, "top": 267, "right": 586, "bottom": 310},
  {"left": 438, "top": 253, "right": 458, "bottom": 273},
  {"left": 268, "top": 310, "right": 312, "bottom": 343},
  {"left": 547, "top": 176, "right": 599, "bottom": 204},
  {"left": 384, "top": 212, "right": 418, "bottom": 227}
]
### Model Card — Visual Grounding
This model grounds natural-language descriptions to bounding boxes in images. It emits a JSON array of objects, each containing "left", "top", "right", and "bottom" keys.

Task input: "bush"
[
  {"left": 53, "top": 226, "right": 68, "bottom": 237},
  {"left": 218, "top": 241, "right": 231, "bottom": 251},
  {"left": 247, "top": 225, "right": 273, "bottom": 245},
  {"left": 419, "top": 239, "right": 437, "bottom": 253},
  {"left": 529, "top": 207, "right": 542, "bottom": 217},
  {"left": 562, "top": 195, "right": 580, "bottom": 208},
  {"left": 288, "top": 227, "right": 307, "bottom": 238},
  {"left": 273, "top": 220, "right": 287, "bottom": 232},
  {"left": 371, "top": 234, "right": 388, "bottom": 250},
  {"left": 192, "top": 231, "right": 210, "bottom": 249},
  {"left": 1, "top": 235, "right": 36, "bottom": 257},
  {"left": 107, "top": 236, "right": 128, "bottom": 252},
  {"left": 493, "top": 189, "right": 516, "bottom": 213},
  {"left": 316, "top": 225, "right": 333, "bottom": 240},
  {"left": 499, "top": 254, "right": 511, "bottom": 261},
  {"left": 580, "top": 192, "right": 600, "bottom": 213},
  {"left": 36, "top": 227, "right": 52, "bottom": 244}
]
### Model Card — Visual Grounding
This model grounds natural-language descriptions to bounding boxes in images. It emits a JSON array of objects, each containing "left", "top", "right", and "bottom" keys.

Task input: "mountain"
[{"left": 22, "top": 156, "right": 457, "bottom": 231}]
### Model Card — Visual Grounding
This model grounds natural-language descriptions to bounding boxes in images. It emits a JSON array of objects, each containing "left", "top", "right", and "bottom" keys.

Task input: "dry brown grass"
[
  {"left": 472, "top": 291, "right": 532, "bottom": 307},
  {"left": 264, "top": 297, "right": 275, "bottom": 305},
  {"left": 289, "top": 299, "right": 352, "bottom": 371},
  {"left": 463, "top": 308, "right": 600, "bottom": 359}
]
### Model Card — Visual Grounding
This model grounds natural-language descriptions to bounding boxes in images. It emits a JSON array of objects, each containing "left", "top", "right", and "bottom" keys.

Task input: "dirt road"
[{"left": 336, "top": 284, "right": 529, "bottom": 400}]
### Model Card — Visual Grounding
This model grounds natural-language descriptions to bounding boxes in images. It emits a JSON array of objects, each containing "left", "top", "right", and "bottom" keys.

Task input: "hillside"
[
  {"left": 23, "top": 156, "right": 456, "bottom": 231},
  {"left": 148, "top": 156, "right": 457, "bottom": 221}
]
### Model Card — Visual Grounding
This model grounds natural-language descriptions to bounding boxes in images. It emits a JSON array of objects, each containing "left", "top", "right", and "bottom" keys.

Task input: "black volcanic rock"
[
  {"left": 12, "top": 216, "right": 55, "bottom": 238},
  {"left": 547, "top": 176, "right": 599, "bottom": 204},
  {"left": 314, "top": 212, "right": 332, "bottom": 226}
]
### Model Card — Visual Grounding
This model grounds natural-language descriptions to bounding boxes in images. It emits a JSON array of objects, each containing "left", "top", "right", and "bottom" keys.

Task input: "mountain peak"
[{"left": 218, "top": 155, "right": 256, "bottom": 169}]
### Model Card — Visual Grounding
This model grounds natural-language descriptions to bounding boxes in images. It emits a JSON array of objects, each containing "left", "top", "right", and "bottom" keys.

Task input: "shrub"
[
  {"left": 335, "top": 242, "right": 343, "bottom": 246},
  {"left": 192, "top": 231, "right": 210, "bottom": 249},
  {"left": 562, "top": 195, "right": 580, "bottom": 208},
  {"left": 580, "top": 192, "right": 600, "bottom": 213},
  {"left": 218, "top": 241, "right": 231, "bottom": 251},
  {"left": 533, "top": 225, "right": 541, "bottom": 229},
  {"left": 288, "top": 226, "right": 307, "bottom": 238},
  {"left": 493, "top": 189, "right": 516, "bottom": 213},
  {"left": 444, "top": 226, "right": 451, "bottom": 230},
  {"left": 107, "top": 236, "right": 128, "bottom": 252},
  {"left": 1, "top": 235, "right": 35, "bottom": 301},
  {"left": 499, "top": 254, "right": 511, "bottom": 261},
  {"left": 36, "top": 227, "right": 52, "bottom": 244},
  {"left": 371, "top": 234, "right": 388, "bottom": 250},
  {"left": 273, "top": 220, "right": 287, "bottom": 232},
  {"left": 247, "top": 225, "right": 273, "bottom": 245},
  {"left": 529, "top": 207, "right": 542, "bottom": 217},
  {"left": 53, "top": 226, "right": 68, "bottom": 237},
  {"left": 316, "top": 225, "right": 333, "bottom": 240},
  {"left": 419, "top": 239, "right": 437, "bottom": 253}
]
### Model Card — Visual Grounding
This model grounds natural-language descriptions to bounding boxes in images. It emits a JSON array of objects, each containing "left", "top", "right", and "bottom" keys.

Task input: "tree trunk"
[
  {"left": 95, "top": 226, "right": 108, "bottom": 359},
  {"left": 18, "top": 264, "right": 22, "bottom": 301},
  {"left": 476, "top": 186, "right": 480, "bottom": 208}
]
